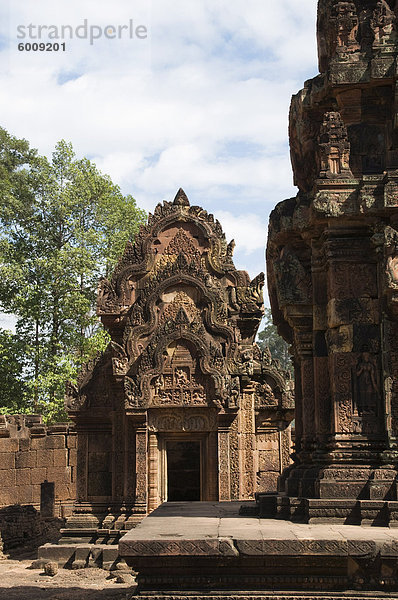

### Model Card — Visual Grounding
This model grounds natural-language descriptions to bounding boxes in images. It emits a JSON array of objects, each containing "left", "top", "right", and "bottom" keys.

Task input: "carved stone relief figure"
[
  {"left": 334, "top": 2, "right": 359, "bottom": 51},
  {"left": 274, "top": 246, "right": 312, "bottom": 306},
  {"left": 353, "top": 347, "right": 380, "bottom": 417},
  {"left": 319, "top": 112, "right": 352, "bottom": 179},
  {"left": 97, "top": 277, "right": 118, "bottom": 313},
  {"left": 371, "top": 0, "right": 396, "bottom": 46}
]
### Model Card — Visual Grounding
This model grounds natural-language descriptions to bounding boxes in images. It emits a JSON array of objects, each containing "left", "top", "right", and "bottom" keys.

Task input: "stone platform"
[
  {"left": 256, "top": 494, "right": 398, "bottom": 526},
  {"left": 119, "top": 502, "right": 398, "bottom": 598}
]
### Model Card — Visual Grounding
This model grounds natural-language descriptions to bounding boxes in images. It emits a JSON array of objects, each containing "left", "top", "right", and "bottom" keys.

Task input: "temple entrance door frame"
[
  {"left": 159, "top": 432, "right": 209, "bottom": 503},
  {"left": 146, "top": 409, "right": 220, "bottom": 511}
]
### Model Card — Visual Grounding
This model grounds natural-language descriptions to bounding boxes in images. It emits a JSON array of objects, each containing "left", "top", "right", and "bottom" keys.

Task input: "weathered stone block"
[
  {"left": 0, "top": 439, "right": 18, "bottom": 452},
  {"left": 69, "top": 448, "right": 77, "bottom": 466},
  {"left": 55, "top": 483, "right": 75, "bottom": 501},
  {"left": 0, "top": 469, "right": 16, "bottom": 487},
  {"left": 36, "top": 449, "right": 54, "bottom": 468},
  {"left": 18, "top": 439, "right": 30, "bottom": 451},
  {"left": 67, "top": 434, "right": 77, "bottom": 449},
  {"left": 0, "top": 452, "right": 15, "bottom": 469},
  {"left": 44, "top": 435, "right": 66, "bottom": 450},
  {"left": 15, "top": 468, "right": 31, "bottom": 486},
  {"left": 47, "top": 466, "right": 72, "bottom": 484},
  {"left": 31, "top": 467, "right": 47, "bottom": 484},
  {"left": 0, "top": 487, "right": 15, "bottom": 505},
  {"left": 53, "top": 448, "right": 68, "bottom": 467},
  {"left": 38, "top": 543, "right": 76, "bottom": 567},
  {"left": 32, "top": 484, "right": 41, "bottom": 503},
  {"left": 31, "top": 437, "right": 46, "bottom": 450},
  {"left": 15, "top": 485, "right": 33, "bottom": 504},
  {"left": 328, "top": 297, "right": 378, "bottom": 328},
  {"left": 15, "top": 450, "right": 36, "bottom": 469}
]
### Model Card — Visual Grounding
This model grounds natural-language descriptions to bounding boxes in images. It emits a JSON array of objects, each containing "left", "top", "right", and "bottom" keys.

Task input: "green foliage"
[
  {"left": 257, "top": 308, "right": 293, "bottom": 374},
  {"left": 0, "top": 129, "right": 146, "bottom": 422},
  {"left": 0, "top": 328, "right": 29, "bottom": 414}
]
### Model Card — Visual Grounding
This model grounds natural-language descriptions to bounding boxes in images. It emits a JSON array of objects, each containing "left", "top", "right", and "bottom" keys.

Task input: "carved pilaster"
[
  {"left": 76, "top": 432, "right": 88, "bottom": 502},
  {"left": 295, "top": 330, "right": 315, "bottom": 456},
  {"left": 134, "top": 421, "right": 147, "bottom": 506},
  {"left": 147, "top": 431, "right": 159, "bottom": 512},
  {"left": 218, "top": 426, "right": 231, "bottom": 501},
  {"left": 239, "top": 384, "right": 256, "bottom": 499},
  {"left": 112, "top": 411, "right": 125, "bottom": 500}
]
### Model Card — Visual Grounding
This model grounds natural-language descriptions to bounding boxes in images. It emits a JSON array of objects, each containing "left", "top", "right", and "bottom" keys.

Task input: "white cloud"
[
  {"left": 0, "top": 0, "right": 318, "bottom": 285},
  {"left": 214, "top": 210, "right": 267, "bottom": 254}
]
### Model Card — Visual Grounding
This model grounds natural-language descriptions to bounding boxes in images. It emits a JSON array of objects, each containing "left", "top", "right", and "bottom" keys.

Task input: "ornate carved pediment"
[{"left": 68, "top": 190, "right": 291, "bottom": 426}]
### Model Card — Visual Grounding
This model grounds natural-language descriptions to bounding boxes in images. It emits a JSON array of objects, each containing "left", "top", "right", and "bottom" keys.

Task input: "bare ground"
[{"left": 0, "top": 549, "right": 136, "bottom": 600}]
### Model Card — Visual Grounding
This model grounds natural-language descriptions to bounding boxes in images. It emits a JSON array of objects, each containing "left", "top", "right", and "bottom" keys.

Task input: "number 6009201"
[{"left": 18, "top": 42, "right": 66, "bottom": 51}]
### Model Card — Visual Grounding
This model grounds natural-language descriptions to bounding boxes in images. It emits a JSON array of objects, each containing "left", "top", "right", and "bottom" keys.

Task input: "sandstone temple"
[
  {"left": 60, "top": 188, "right": 293, "bottom": 540},
  {"left": 4, "top": 0, "right": 398, "bottom": 597}
]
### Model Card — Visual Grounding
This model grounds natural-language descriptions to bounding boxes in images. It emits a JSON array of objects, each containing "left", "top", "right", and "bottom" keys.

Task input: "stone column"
[{"left": 147, "top": 431, "right": 159, "bottom": 512}]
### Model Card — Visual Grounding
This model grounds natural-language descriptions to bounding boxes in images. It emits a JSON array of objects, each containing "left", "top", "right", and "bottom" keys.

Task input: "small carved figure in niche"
[
  {"left": 111, "top": 341, "right": 129, "bottom": 375},
  {"left": 126, "top": 278, "right": 136, "bottom": 303},
  {"left": 229, "top": 376, "right": 240, "bottom": 408},
  {"left": 131, "top": 303, "right": 144, "bottom": 326},
  {"left": 353, "top": 346, "right": 380, "bottom": 415},
  {"left": 97, "top": 278, "right": 117, "bottom": 312},
  {"left": 210, "top": 343, "right": 224, "bottom": 370},
  {"left": 274, "top": 246, "right": 312, "bottom": 305},
  {"left": 228, "top": 286, "right": 240, "bottom": 313},
  {"left": 192, "top": 390, "right": 205, "bottom": 404},
  {"left": 153, "top": 375, "right": 164, "bottom": 396},
  {"left": 205, "top": 273, "right": 214, "bottom": 288},
  {"left": 175, "top": 367, "right": 189, "bottom": 387},
  {"left": 319, "top": 112, "right": 351, "bottom": 179},
  {"left": 371, "top": 0, "right": 395, "bottom": 45},
  {"left": 335, "top": 2, "right": 359, "bottom": 49},
  {"left": 240, "top": 347, "right": 254, "bottom": 375},
  {"left": 262, "top": 346, "right": 272, "bottom": 366},
  {"left": 159, "top": 391, "right": 173, "bottom": 404}
]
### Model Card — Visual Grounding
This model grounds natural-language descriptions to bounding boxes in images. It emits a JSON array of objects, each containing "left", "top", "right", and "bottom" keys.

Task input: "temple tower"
[{"left": 266, "top": 0, "right": 398, "bottom": 524}]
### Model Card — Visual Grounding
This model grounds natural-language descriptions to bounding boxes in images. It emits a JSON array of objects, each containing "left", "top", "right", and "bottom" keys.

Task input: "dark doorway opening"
[{"left": 167, "top": 441, "right": 201, "bottom": 501}]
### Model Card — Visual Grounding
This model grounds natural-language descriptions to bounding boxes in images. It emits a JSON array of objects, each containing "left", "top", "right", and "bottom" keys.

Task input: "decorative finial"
[{"left": 173, "top": 188, "right": 190, "bottom": 206}]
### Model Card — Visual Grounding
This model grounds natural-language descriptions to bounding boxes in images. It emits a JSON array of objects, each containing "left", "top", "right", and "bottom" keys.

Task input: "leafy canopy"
[{"left": 0, "top": 129, "right": 146, "bottom": 422}]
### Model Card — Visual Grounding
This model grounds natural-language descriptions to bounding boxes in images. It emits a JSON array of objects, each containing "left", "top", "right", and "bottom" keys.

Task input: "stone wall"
[{"left": 0, "top": 415, "right": 76, "bottom": 517}]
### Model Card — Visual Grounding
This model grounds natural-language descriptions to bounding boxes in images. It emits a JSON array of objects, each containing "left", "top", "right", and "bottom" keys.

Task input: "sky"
[{"left": 0, "top": 0, "right": 319, "bottom": 329}]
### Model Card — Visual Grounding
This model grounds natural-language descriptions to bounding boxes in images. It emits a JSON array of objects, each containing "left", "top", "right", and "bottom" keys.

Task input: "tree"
[
  {"left": 0, "top": 131, "right": 146, "bottom": 421},
  {"left": 0, "top": 329, "right": 29, "bottom": 414},
  {"left": 257, "top": 308, "right": 293, "bottom": 374}
]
